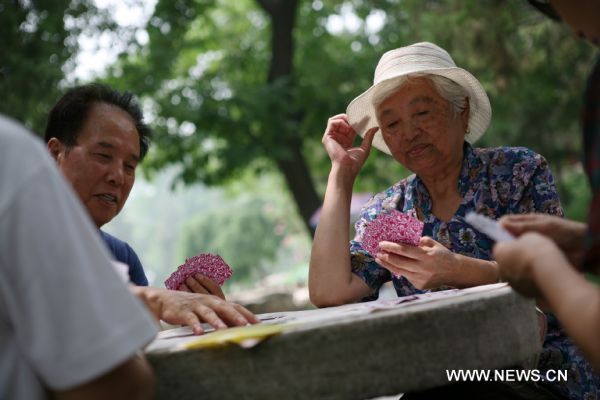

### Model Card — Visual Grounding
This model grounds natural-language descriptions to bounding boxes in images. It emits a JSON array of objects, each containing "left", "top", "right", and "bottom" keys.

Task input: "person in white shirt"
[{"left": 0, "top": 115, "right": 158, "bottom": 400}]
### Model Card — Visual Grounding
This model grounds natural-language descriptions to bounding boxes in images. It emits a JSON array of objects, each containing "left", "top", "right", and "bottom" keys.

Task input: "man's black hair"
[{"left": 44, "top": 84, "right": 151, "bottom": 160}]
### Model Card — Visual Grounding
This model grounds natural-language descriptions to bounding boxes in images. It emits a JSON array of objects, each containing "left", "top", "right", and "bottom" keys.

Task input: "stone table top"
[{"left": 146, "top": 283, "right": 540, "bottom": 400}]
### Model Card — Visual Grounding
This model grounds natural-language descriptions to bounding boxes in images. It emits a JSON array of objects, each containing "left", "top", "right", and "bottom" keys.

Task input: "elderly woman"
[{"left": 309, "top": 42, "right": 594, "bottom": 400}]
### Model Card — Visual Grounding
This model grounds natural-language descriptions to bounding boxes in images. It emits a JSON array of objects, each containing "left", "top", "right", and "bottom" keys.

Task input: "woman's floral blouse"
[{"left": 349, "top": 143, "right": 598, "bottom": 399}]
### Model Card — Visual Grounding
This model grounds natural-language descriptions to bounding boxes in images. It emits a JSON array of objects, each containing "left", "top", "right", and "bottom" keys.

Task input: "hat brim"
[{"left": 346, "top": 67, "right": 491, "bottom": 155}]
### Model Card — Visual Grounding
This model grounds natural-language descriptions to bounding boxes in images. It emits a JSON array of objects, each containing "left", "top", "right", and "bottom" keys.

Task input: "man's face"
[{"left": 50, "top": 102, "right": 141, "bottom": 228}]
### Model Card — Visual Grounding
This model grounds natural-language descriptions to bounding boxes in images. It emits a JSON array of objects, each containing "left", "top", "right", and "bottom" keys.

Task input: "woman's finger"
[
  {"left": 360, "top": 126, "right": 378, "bottom": 151},
  {"left": 378, "top": 241, "right": 424, "bottom": 260}
]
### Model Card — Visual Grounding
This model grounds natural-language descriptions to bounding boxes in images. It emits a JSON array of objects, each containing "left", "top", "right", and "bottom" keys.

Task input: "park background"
[{"left": 1, "top": 0, "right": 596, "bottom": 308}]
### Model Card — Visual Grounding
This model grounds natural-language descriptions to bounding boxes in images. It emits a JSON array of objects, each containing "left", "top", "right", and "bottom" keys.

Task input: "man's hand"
[
  {"left": 499, "top": 214, "right": 586, "bottom": 267},
  {"left": 131, "top": 286, "right": 258, "bottom": 335},
  {"left": 493, "top": 232, "right": 568, "bottom": 299},
  {"left": 178, "top": 273, "right": 226, "bottom": 300}
]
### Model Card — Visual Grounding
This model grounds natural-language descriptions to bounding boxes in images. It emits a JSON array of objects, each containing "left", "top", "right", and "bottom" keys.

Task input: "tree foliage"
[
  {"left": 106, "top": 0, "right": 594, "bottom": 232},
  {"left": 177, "top": 196, "right": 284, "bottom": 284},
  {"left": 0, "top": 0, "right": 116, "bottom": 132},
  {"left": 2, "top": 0, "right": 595, "bottom": 230}
]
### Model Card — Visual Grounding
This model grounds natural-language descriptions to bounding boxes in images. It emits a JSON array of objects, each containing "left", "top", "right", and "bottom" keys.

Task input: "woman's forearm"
[
  {"left": 448, "top": 254, "right": 500, "bottom": 288},
  {"left": 309, "top": 165, "right": 371, "bottom": 307}
]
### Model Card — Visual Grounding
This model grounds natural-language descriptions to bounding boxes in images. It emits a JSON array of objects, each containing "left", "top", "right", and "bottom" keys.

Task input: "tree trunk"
[
  {"left": 257, "top": 0, "right": 321, "bottom": 236},
  {"left": 275, "top": 140, "right": 321, "bottom": 237}
]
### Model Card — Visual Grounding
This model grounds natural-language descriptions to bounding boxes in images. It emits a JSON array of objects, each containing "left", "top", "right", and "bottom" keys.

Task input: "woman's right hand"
[
  {"left": 499, "top": 213, "right": 587, "bottom": 268},
  {"left": 322, "top": 114, "right": 378, "bottom": 177}
]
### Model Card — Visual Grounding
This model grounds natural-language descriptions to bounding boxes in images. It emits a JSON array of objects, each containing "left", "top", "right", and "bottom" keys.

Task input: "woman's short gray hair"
[{"left": 373, "top": 74, "right": 469, "bottom": 117}]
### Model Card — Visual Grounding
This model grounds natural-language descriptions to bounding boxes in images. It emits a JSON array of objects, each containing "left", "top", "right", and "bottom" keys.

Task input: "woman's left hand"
[{"left": 375, "top": 236, "right": 458, "bottom": 290}]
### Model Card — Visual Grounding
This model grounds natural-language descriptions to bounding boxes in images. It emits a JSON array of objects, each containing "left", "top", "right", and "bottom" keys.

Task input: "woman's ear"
[
  {"left": 47, "top": 137, "right": 65, "bottom": 163},
  {"left": 461, "top": 97, "right": 470, "bottom": 133}
]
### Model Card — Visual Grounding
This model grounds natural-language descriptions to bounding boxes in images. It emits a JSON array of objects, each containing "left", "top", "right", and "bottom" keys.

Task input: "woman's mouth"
[{"left": 407, "top": 144, "right": 429, "bottom": 157}]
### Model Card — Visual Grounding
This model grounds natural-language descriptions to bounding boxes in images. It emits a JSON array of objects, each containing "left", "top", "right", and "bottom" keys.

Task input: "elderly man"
[
  {"left": 45, "top": 84, "right": 256, "bottom": 333},
  {"left": 45, "top": 84, "right": 152, "bottom": 286},
  {"left": 45, "top": 84, "right": 226, "bottom": 299}
]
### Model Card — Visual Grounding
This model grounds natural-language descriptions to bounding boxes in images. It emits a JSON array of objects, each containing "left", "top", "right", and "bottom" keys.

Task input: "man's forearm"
[
  {"left": 54, "top": 355, "right": 155, "bottom": 400},
  {"left": 533, "top": 254, "right": 600, "bottom": 371}
]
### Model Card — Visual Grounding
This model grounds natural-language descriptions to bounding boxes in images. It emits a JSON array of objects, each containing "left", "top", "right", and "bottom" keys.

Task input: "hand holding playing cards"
[
  {"left": 178, "top": 273, "right": 226, "bottom": 300},
  {"left": 499, "top": 213, "right": 586, "bottom": 268},
  {"left": 375, "top": 237, "right": 459, "bottom": 290},
  {"left": 131, "top": 286, "right": 258, "bottom": 335},
  {"left": 493, "top": 232, "right": 568, "bottom": 299},
  {"left": 322, "top": 114, "right": 378, "bottom": 178},
  {"left": 166, "top": 253, "right": 232, "bottom": 300}
]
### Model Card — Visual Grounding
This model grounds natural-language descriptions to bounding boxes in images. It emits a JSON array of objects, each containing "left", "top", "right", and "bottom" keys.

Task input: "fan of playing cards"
[
  {"left": 362, "top": 210, "right": 424, "bottom": 256},
  {"left": 165, "top": 253, "right": 233, "bottom": 290}
]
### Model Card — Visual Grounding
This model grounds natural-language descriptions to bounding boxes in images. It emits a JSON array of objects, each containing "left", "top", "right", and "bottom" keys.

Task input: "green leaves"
[{"left": 3, "top": 0, "right": 593, "bottom": 227}]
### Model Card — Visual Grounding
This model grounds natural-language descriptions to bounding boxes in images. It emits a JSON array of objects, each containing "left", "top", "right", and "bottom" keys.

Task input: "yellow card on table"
[{"left": 184, "top": 324, "right": 286, "bottom": 350}]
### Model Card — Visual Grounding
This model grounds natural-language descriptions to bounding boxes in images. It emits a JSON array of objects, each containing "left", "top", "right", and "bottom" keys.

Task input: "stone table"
[{"left": 146, "top": 283, "right": 540, "bottom": 400}]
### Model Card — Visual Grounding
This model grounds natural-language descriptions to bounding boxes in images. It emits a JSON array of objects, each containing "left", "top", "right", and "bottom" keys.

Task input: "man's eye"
[
  {"left": 416, "top": 111, "right": 429, "bottom": 116},
  {"left": 125, "top": 164, "right": 136, "bottom": 172},
  {"left": 387, "top": 121, "right": 398, "bottom": 129},
  {"left": 94, "top": 153, "right": 111, "bottom": 159}
]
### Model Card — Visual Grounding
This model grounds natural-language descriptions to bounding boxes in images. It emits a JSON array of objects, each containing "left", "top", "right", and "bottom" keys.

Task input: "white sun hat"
[{"left": 346, "top": 42, "right": 491, "bottom": 155}]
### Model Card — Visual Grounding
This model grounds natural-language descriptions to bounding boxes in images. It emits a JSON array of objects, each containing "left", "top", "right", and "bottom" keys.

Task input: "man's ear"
[{"left": 47, "top": 138, "right": 65, "bottom": 163}]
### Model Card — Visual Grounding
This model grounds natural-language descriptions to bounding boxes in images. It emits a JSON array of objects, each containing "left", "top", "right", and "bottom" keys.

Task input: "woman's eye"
[
  {"left": 387, "top": 121, "right": 398, "bottom": 129},
  {"left": 416, "top": 111, "right": 429, "bottom": 116},
  {"left": 94, "top": 153, "right": 111, "bottom": 159}
]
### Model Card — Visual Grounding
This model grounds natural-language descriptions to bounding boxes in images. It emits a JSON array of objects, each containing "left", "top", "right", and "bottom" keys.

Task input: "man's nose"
[{"left": 106, "top": 162, "right": 125, "bottom": 186}]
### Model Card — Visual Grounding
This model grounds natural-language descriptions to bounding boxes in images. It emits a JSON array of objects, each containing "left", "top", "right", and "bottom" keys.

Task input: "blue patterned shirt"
[{"left": 350, "top": 143, "right": 599, "bottom": 399}]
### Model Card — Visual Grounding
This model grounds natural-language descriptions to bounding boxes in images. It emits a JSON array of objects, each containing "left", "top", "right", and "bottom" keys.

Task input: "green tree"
[
  {"left": 177, "top": 196, "right": 284, "bottom": 284},
  {"left": 107, "top": 0, "right": 593, "bottom": 234},
  {"left": 0, "top": 0, "right": 116, "bottom": 133}
]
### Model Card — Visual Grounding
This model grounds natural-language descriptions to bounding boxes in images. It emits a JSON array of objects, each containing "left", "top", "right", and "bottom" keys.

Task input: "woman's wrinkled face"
[{"left": 376, "top": 77, "right": 468, "bottom": 176}]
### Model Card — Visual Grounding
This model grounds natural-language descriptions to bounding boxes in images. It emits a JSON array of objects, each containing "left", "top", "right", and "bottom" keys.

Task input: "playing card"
[
  {"left": 165, "top": 253, "right": 233, "bottom": 290},
  {"left": 362, "top": 210, "right": 424, "bottom": 256},
  {"left": 464, "top": 212, "right": 515, "bottom": 243}
]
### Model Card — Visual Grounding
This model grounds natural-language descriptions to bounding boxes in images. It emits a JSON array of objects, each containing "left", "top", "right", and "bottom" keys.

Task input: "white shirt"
[{"left": 0, "top": 116, "right": 159, "bottom": 399}]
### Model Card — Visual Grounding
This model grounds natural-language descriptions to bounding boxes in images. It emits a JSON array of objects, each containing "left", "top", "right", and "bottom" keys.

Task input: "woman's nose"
[{"left": 402, "top": 120, "right": 422, "bottom": 142}]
